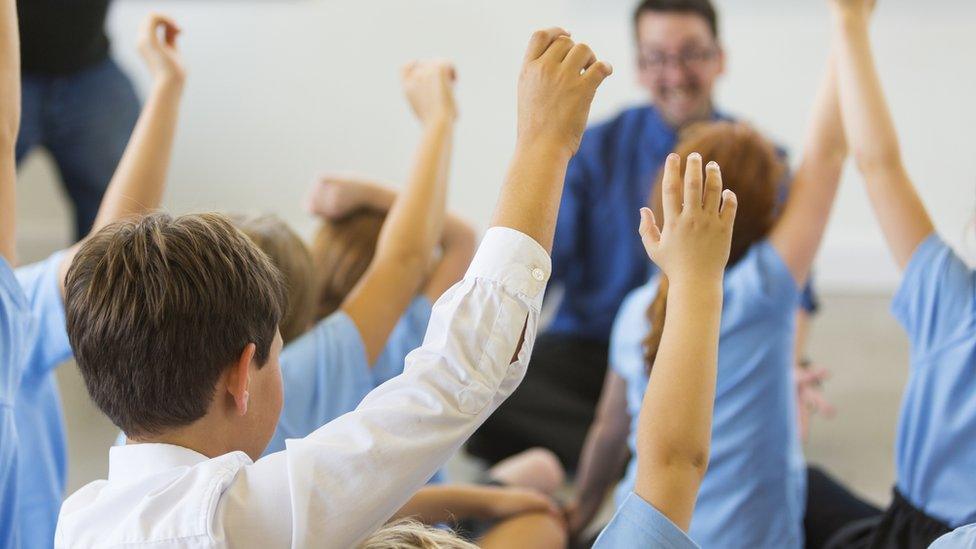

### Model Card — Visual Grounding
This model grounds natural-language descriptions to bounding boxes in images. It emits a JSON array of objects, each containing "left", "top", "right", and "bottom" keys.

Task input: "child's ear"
[{"left": 226, "top": 343, "right": 257, "bottom": 416}]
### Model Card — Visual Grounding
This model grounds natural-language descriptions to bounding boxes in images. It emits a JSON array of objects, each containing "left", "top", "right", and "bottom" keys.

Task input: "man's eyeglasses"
[{"left": 638, "top": 47, "right": 718, "bottom": 72}]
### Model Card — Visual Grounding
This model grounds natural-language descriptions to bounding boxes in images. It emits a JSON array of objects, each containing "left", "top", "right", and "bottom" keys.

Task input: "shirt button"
[{"left": 532, "top": 268, "right": 545, "bottom": 282}]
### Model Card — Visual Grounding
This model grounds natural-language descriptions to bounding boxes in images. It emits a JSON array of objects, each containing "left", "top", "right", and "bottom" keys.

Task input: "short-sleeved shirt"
[
  {"left": 890, "top": 235, "right": 976, "bottom": 527},
  {"left": 0, "top": 256, "right": 34, "bottom": 549},
  {"left": 15, "top": 251, "right": 73, "bottom": 549},
  {"left": 610, "top": 241, "right": 805, "bottom": 549},
  {"left": 930, "top": 524, "right": 976, "bottom": 548},
  {"left": 593, "top": 491, "right": 698, "bottom": 549}
]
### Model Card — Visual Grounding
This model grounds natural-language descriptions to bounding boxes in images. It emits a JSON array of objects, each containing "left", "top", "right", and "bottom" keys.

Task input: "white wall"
[{"left": 17, "top": 0, "right": 976, "bottom": 290}]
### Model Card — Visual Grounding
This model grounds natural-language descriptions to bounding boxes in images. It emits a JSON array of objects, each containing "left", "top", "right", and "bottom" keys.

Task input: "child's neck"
[{"left": 128, "top": 414, "right": 243, "bottom": 460}]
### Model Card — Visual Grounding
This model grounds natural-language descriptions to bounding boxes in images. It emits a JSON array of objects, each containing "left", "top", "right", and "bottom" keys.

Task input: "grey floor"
[{"left": 57, "top": 293, "right": 907, "bottom": 508}]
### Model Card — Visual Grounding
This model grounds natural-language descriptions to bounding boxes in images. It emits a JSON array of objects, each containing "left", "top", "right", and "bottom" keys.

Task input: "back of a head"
[
  {"left": 643, "top": 121, "right": 784, "bottom": 373},
  {"left": 358, "top": 520, "right": 478, "bottom": 549},
  {"left": 309, "top": 210, "right": 386, "bottom": 321},
  {"left": 633, "top": 0, "right": 719, "bottom": 38},
  {"left": 65, "top": 212, "right": 286, "bottom": 438},
  {"left": 231, "top": 213, "right": 315, "bottom": 345}
]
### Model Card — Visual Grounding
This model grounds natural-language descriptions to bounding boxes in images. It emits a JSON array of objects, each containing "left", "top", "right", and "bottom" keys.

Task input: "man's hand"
[
  {"left": 402, "top": 59, "right": 457, "bottom": 126},
  {"left": 639, "top": 153, "right": 737, "bottom": 285},
  {"left": 517, "top": 28, "right": 613, "bottom": 158},
  {"left": 796, "top": 361, "right": 836, "bottom": 441},
  {"left": 138, "top": 14, "right": 185, "bottom": 85}
]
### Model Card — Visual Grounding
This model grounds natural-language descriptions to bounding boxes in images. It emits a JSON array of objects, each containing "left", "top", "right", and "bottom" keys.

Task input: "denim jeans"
[{"left": 17, "top": 57, "right": 140, "bottom": 240}]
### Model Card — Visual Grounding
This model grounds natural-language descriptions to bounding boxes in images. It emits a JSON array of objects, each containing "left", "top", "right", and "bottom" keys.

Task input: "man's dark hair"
[
  {"left": 65, "top": 212, "right": 286, "bottom": 438},
  {"left": 633, "top": 0, "right": 719, "bottom": 39}
]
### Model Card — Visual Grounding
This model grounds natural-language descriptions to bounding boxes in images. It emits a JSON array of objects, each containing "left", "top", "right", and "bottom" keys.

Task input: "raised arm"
[
  {"left": 768, "top": 49, "right": 848, "bottom": 285},
  {"left": 391, "top": 484, "right": 557, "bottom": 525},
  {"left": 0, "top": 0, "right": 21, "bottom": 264},
  {"left": 58, "top": 13, "right": 185, "bottom": 288},
  {"left": 306, "top": 176, "right": 477, "bottom": 303},
  {"left": 490, "top": 29, "right": 612, "bottom": 251},
  {"left": 340, "top": 62, "right": 455, "bottom": 363},
  {"left": 830, "top": 0, "right": 933, "bottom": 269},
  {"left": 633, "top": 154, "right": 735, "bottom": 529}
]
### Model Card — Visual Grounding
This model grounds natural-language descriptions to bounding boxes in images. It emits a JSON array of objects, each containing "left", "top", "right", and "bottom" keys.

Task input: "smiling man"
[{"left": 469, "top": 0, "right": 821, "bottom": 471}]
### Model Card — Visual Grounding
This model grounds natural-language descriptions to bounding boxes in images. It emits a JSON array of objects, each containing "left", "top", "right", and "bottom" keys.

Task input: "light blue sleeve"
[
  {"left": 15, "top": 251, "right": 72, "bottom": 378},
  {"left": 930, "top": 524, "right": 976, "bottom": 548},
  {"left": 891, "top": 234, "right": 975, "bottom": 359},
  {"left": 0, "top": 256, "right": 30, "bottom": 549},
  {"left": 264, "top": 311, "right": 371, "bottom": 455},
  {"left": 593, "top": 491, "right": 699, "bottom": 549},
  {"left": 370, "top": 296, "right": 433, "bottom": 387}
]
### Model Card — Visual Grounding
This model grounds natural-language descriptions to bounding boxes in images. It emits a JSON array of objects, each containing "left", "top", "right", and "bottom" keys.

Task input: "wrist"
[
  {"left": 513, "top": 135, "right": 575, "bottom": 164},
  {"left": 421, "top": 112, "right": 456, "bottom": 130},
  {"left": 152, "top": 73, "right": 185, "bottom": 94},
  {"left": 831, "top": 8, "right": 870, "bottom": 29}
]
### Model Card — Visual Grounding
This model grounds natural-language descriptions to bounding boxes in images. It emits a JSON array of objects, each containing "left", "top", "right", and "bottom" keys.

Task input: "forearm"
[
  {"left": 574, "top": 423, "right": 630, "bottom": 523},
  {"left": 833, "top": 9, "right": 934, "bottom": 267},
  {"left": 491, "top": 141, "right": 571, "bottom": 253},
  {"left": 374, "top": 118, "right": 453, "bottom": 266},
  {"left": 833, "top": 12, "right": 903, "bottom": 174},
  {"left": 90, "top": 78, "right": 183, "bottom": 232},
  {"left": 0, "top": 0, "right": 20, "bottom": 263},
  {"left": 635, "top": 279, "right": 722, "bottom": 529},
  {"left": 393, "top": 485, "right": 493, "bottom": 524}
]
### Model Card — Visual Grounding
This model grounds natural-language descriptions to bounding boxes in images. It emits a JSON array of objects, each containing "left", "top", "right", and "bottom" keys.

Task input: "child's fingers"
[
  {"left": 564, "top": 42, "right": 597, "bottom": 74},
  {"left": 638, "top": 207, "right": 661, "bottom": 254},
  {"left": 661, "top": 153, "right": 682, "bottom": 222},
  {"left": 719, "top": 189, "right": 738, "bottom": 225},
  {"left": 683, "top": 153, "right": 703, "bottom": 209},
  {"left": 523, "top": 27, "right": 571, "bottom": 63},
  {"left": 703, "top": 161, "right": 723, "bottom": 214},
  {"left": 582, "top": 60, "right": 613, "bottom": 88},
  {"left": 541, "top": 35, "right": 576, "bottom": 63}
]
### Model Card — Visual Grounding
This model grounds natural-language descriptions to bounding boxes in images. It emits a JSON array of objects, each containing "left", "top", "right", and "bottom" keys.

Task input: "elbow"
[
  {"left": 851, "top": 144, "right": 904, "bottom": 178},
  {"left": 639, "top": 433, "right": 710, "bottom": 481}
]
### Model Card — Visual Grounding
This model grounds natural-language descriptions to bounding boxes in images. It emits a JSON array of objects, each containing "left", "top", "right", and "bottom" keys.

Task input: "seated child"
[
  {"left": 11, "top": 13, "right": 185, "bottom": 549},
  {"left": 54, "top": 26, "right": 612, "bottom": 547}
]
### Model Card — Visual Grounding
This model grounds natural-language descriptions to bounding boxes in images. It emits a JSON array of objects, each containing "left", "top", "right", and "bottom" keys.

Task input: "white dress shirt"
[{"left": 55, "top": 227, "right": 550, "bottom": 549}]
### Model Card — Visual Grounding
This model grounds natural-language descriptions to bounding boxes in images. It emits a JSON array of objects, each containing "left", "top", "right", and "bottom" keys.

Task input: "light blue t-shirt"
[
  {"left": 890, "top": 235, "right": 976, "bottom": 527},
  {"left": 610, "top": 241, "right": 805, "bottom": 549},
  {"left": 265, "top": 297, "right": 436, "bottom": 465},
  {"left": 593, "top": 491, "right": 698, "bottom": 549},
  {"left": 931, "top": 524, "right": 976, "bottom": 548},
  {"left": 0, "top": 256, "right": 34, "bottom": 549},
  {"left": 14, "top": 250, "right": 73, "bottom": 549}
]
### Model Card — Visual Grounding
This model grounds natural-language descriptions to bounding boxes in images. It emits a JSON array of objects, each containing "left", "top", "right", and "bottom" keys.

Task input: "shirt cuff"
[{"left": 465, "top": 227, "right": 551, "bottom": 306}]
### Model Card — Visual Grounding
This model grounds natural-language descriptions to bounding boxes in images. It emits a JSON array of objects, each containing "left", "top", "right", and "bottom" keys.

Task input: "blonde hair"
[
  {"left": 359, "top": 520, "right": 478, "bottom": 549},
  {"left": 230, "top": 213, "right": 316, "bottom": 345}
]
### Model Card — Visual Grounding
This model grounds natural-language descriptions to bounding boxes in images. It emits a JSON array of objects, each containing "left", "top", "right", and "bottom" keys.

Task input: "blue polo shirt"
[
  {"left": 610, "top": 241, "right": 805, "bottom": 548},
  {"left": 0, "top": 256, "right": 34, "bottom": 549},
  {"left": 593, "top": 492, "right": 698, "bottom": 549},
  {"left": 890, "top": 234, "right": 976, "bottom": 527},
  {"left": 14, "top": 251, "right": 73, "bottom": 549},
  {"left": 549, "top": 105, "right": 815, "bottom": 342},
  {"left": 930, "top": 524, "right": 976, "bottom": 548}
]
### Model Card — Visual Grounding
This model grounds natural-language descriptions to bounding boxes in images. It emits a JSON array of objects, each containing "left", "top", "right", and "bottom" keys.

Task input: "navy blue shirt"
[{"left": 548, "top": 104, "right": 815, "bottom": 342}]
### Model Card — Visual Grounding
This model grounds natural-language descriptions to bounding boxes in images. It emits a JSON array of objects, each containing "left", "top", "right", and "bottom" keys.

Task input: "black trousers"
[
  {"left": 823, "top": 488, "right": 952, "bottom": 549},
  {"left": 466, "top": 332, "right": 610, "bottom": 470},
  {"left": 806, "top": 466, "right": 884, "bottom": 549}
]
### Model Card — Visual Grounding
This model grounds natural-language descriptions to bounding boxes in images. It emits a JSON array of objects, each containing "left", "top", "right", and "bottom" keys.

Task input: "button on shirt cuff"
[{"left": 465, "top": 227, "right": 551, "bottom": 308}]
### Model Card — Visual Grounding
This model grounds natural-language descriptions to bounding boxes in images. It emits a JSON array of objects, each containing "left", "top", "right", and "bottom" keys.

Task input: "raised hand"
[
  {"left": 517, "top": 28, "right": 613, "bottom": 157},
  {"left": 138, "top": 13, "right": 185, "bottom": 84},
  {"left": 828, "top": 0, "right": 876, "bottom": 18},
  {"left": 401, "top": 59, "right": 457, "bottom": 126},
  {"left": 639, "top": 153, "right": 737, "bottom": 284},
  {"left": 305, "top": 175, "right": 392, "bottom": 219}
]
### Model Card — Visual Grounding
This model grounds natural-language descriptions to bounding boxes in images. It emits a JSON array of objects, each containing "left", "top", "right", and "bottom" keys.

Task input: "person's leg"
[
  {"left": 805, "top": 466, "right": 883, "bottom": 549},
  {"left": 478, "top": 512, "right": 568, "bottom": 549},
  {"left": 16, "top": 74, "right": 46, "bottom": 163},
  {"left": 488, "top": 447, "right": 566, "bottom": 495},
  {"left": 43, "top": 58, "right": 139, "bottom": 240},
  {"left": 468, "top": 332, "right": 610, "bottom": 469}
]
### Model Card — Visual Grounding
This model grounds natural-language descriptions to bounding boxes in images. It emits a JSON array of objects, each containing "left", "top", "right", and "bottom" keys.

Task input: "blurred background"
[{"left": 15, "top": 0, "right": 976, "bottom": 506}]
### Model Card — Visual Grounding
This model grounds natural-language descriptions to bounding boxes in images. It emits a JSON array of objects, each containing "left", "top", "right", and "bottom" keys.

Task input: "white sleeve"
[{"left": 221, "top": 227, "right": 551, "bottom": 549}]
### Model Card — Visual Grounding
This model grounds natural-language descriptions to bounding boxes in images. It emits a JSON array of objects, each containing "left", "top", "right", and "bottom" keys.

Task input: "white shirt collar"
[{"left": 108, "top": 443, "right": 228, "bottom": 482}]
